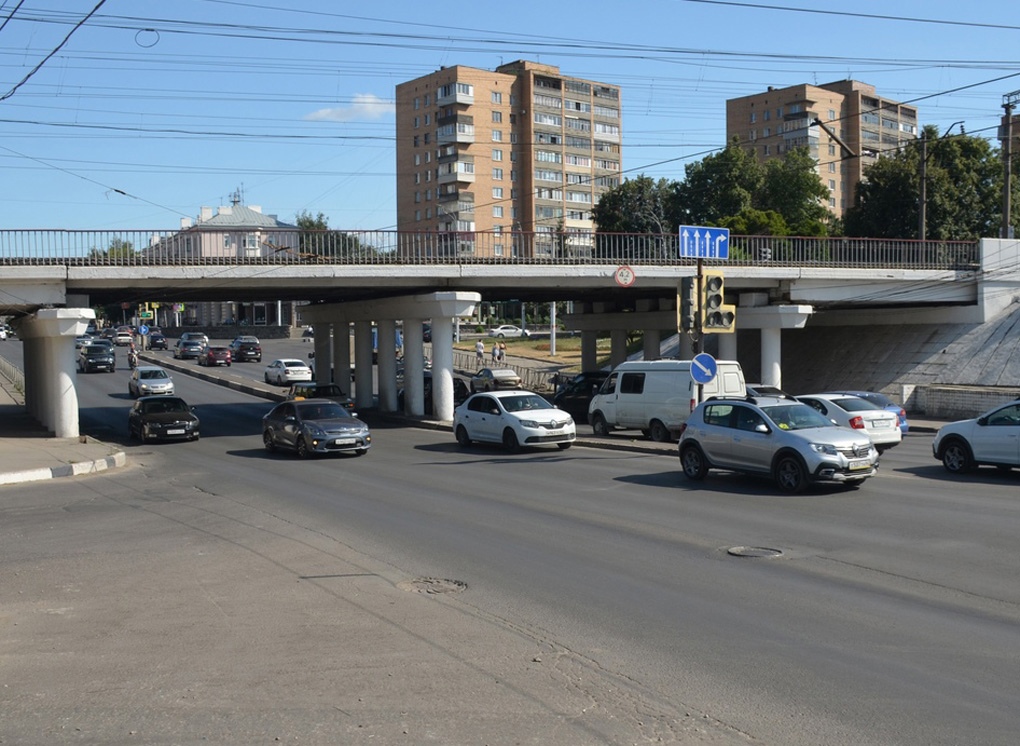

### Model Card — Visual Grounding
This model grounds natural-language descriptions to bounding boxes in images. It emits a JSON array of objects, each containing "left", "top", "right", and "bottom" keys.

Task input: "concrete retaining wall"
[{"left": 911, "top": 385, "right": 1020, "bottom": 420}]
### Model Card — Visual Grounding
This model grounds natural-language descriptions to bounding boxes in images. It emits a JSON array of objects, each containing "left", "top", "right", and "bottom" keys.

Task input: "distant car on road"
[
  {"left": 148, "top": 333, "right": 168, "bottom": 351},
  {"left": 469, "top": 367, "right": 522, "bottom": 393},
  {"left": 487, "top": 324, "right": 530, "bottom": 338},
  {"left": 128, "top": 366, "right": 175, "bottom": 398},
  {"left": 198, "top": 346, "right": 232, "bottom": 367},
  {"left": 825, "top": 389, "right": 909, "bottom": 434},
  {"left": 128, "top": 395, "right": 200, "bottom": 442},
  {"left": 264, "top": 358, "right": 313, "bottom": 385},
  {"left": 454, "top": 390, "right": 575, "bottom": 452},
  {"left": 228, "top": 335, "right": 262, "bottom": 362},
  {"left": 114, "top": 330, "right": 134, "bottom": 346},
  {"left": 933, "top": 399, "right": 1020, "bottom": 474},
  {"left": 173, "top": 339, "right": 204, "bottom": 360},
  {"left": 262, "top": 398, "right": 371, "bottom": 457},
  {"left": 286, "top": 382, "right": 355, "bottom": 411},
  {"left": 77, "top": 343, "right": 116, "bottom": 373},
  {"left": 796, "top": 393, "right": 902, "bottom": 452}
]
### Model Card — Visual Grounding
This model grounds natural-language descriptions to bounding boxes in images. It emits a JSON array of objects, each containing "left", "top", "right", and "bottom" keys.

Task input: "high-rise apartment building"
[
  {"left": 726, "top": 80, "right": 918, "bottom": 218},
  {"left": 395, "top": 61, "right": 622, "bottom": 257}
]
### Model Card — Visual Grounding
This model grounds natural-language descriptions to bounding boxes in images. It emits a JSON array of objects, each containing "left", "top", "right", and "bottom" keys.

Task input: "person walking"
[
  {"left": 498, "top": 341, "right": 507, "bottom": 365},
  {"left": 475, "top": 338, "right": 485, "bottom": 366},
  {"left": 491, "top": 341, "right": 499, "bottom": 366}
]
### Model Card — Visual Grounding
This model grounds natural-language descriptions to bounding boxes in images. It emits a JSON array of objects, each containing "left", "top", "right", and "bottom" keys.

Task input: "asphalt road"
[{"left": 4, "top": 340, "right": 1020, "bottom": 744}]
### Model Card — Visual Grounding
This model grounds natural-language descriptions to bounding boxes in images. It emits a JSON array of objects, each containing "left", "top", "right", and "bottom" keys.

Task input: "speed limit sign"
[{"left": 614, "top": 265, "right": 636, "bottom": 287}]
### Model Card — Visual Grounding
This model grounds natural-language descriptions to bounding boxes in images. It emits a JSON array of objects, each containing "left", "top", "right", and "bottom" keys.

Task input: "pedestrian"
[
  {"left": 475, "top": 338, "right": 485, "bottom": 365},
  {"left": 491, "top": 341, "right": 499, "bottom": 366},
  {"left": 498, "top": 341, "right": 507, "bottom": 364}
]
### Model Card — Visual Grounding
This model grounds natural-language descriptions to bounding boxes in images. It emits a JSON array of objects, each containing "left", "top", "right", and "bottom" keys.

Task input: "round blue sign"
[
  {"left": 691, "top": 352, "right": 718, "bottom": 384},
  {"left": 138, "top": 324, "right": 150, "bottom": 336}
]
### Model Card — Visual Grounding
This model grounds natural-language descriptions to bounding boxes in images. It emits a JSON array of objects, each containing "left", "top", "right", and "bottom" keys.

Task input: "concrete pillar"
[
  {"left": 22, "top": 336, "right": 42, "bottom": 420},
  {"left": 643, "top": 329, "right": 661, "bottom": 361},
  {"left": 760, "top": 327, "right": 783, "bottom": 388},
  {"left": 677, "top": 333, "right": 695, "bottom": 360},
  {"left": 377, "top": 320, "right": 398, "bottom": 412},
  {"left": 716, "top": 333, "right": 737, "bottom": 361},
  {"left": 403, "top": 316, "right": 426, "bottom": 416},
  {"left": 353, "top": 321, "right": 374, "bottom": 409},
  {"left": 610, "top": 329, "right": 628, "bottom": 368},
  {"left": 581, "top": 330, "right": 599, "bottom": 372},
  {"left": 430, "top": 316, "right": 456, "bottom": 420},
  {"left": 332, "top": 321, "right": 351, "bottom": 393},
  {"left": 313, "top": 322, "right": 331, "bottom": 384}
]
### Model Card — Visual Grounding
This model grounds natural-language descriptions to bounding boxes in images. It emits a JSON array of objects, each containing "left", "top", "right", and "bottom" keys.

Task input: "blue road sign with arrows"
[
  {"left": 679, "top": 225, "right": 730, "bottom": 259},
  {"left": 691, "top": 352, "right": 718, "bottom": 384}
]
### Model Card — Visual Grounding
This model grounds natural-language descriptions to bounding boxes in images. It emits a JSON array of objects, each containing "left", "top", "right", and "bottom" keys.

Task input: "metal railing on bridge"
[{"left": 0, "top": 229, "right": 979, "bottom": 271}]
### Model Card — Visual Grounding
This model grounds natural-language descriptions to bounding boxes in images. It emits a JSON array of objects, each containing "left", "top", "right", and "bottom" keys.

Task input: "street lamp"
[{"left": 919, "top": 121, "right": 964, "bottom": 241}]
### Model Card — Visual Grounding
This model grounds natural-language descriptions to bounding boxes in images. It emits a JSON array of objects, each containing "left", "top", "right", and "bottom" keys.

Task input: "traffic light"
[
  {"left": 702, "top": 272, "right": 736, "bottom": 333},
  {"left": 678, "top": 277, "right": 697, "bottom": 333}
]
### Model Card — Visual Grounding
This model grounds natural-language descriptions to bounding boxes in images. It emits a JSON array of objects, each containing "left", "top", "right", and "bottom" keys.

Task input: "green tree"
[
  {"left": 720, "top": 207, "right": 788, "bottom": 236},
  {"left": 674, "top": 138, "right": 763, "bottom": 225},
  {"left": 296, "top": 210, "right": 329, "bottom": 255},
  {"left": 88, "top": 237, "right": 136, "bottom": 261},
  {"left": 759, "top": 147, "right": 831, "bottom": 236},
  {"left": 591, "top": 175, "right": 674, "bottom": 234}
]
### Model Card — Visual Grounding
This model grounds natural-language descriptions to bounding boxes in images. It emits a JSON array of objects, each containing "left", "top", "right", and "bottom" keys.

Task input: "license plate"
[
  {"left": 848, "top": 459, "right": 870, "bottom": 470},
  {"left": 871, "top": 420, "right": 891, "bottom": 429},
  {"left": 167, "top": 429, "right": 185, "bottom": 435},
  {"left": 335, "top": 438, "right": 356, "bottom": 445}
]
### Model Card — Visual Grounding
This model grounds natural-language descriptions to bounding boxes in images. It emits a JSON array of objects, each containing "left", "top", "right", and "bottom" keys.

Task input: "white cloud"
[{"left": 305, "top": 93, "right": 393, "bottom": 122}]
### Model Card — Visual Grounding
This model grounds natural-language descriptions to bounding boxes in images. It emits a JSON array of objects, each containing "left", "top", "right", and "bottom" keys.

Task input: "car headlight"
[
  {"left": 519, "top": 419, "right": 539, "bottom": 428},
  {"left": 810, "top": 443, "right": 839, "bottom": 456},
  {"left": 305, "top": 424, "right": 326, "bottom": 437}
]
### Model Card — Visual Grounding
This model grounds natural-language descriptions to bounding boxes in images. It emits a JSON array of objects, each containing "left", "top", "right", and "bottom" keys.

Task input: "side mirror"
[
  {"left": 976, "top": 416, "right": 988, "bottom": 426},
  {"left": 755, "top": 423, "right": 769, "bottom": 433}
]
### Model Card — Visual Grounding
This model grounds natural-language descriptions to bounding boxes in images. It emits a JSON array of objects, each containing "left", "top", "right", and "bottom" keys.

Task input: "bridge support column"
[
  {"left": 761, "top": 327, "right": 782, "bottom": 388},
  {"left": 678, "top": 333, "right": 694, "bottom": 359},
  {"left": 610, "top": 329, "right": 628, "bottom": 368},
  {"left": 377, "top": 320, "right": 398, "bottom": 412},
  {"left": 581, "top": 330, "right": 598, "bottom": 372},
  {"left": 313, "top": 322, "right": 331, "bottom": 384},
  {"left": 18, "top": 308, "right": 94, "bottom": 437},
  {"left": 643, "top": 329, "right": 661, "bottom": 361},
  {"left": 332, "top": 321, "right": 351, "bottom": 391},
  {"left": 716, "top": 333, "right": 737, "bottom": 361},
  {"left": 403, "top": 316, "right": 426, "bottom": 416},
  {"left": 353, "top": 321, "right": 374, "bottom": 410},
  {"left": 430, "top": 316, "right": 456, "bottom": 421}
]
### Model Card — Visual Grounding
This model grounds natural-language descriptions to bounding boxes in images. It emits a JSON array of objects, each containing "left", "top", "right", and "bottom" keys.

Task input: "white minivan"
[{"left": 587, "top": 359, "right": 746, "bottom": 442}]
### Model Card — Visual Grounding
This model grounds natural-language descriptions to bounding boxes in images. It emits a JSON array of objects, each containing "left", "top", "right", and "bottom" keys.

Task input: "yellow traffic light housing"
[
  {"left": 701, "top": 272, "right": 736, "bottom": 333},
  {"left": 678, "top": 277, "right": 697, "bottom": 333}
]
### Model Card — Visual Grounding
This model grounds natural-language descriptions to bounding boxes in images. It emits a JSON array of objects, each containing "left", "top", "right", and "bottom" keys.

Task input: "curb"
[{"left": 0, "top": 447, "right": 127, "bottom": 486}]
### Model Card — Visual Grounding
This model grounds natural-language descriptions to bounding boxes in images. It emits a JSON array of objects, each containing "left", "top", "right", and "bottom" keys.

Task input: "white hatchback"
[
  {"left": 797, "top": 393, "right": 902, "bottom": 451},
  {"left": 454, "top": 390, "right": 575, "bottom": 452},
  {"left": 264, "top": 358, "right": 313, "bottom": 386},
  {"left": 933, "top": 399, "right": 1020, "bottom": 473}
]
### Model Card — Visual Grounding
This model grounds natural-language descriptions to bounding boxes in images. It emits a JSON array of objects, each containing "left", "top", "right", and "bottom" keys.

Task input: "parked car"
[
  {"left": 397, "top": 370, "right": 470, "bottom": 414},
  {"left": 173, "top": 339, "right": 205, "bottom": 360},
  {"left": 127, "top": 395, "right": 200, "bottom": 442},
  {"left": 469, "top": 367, "right": 522, "bottom": 393},
  {"left": 678, "top": 395, "right": 879, "bottom": 493},
  {"left": 264, "top": 358, "right": 313, "bottom": 385},
  {"left": 286, "top": 382, "right": 355, "bottom": 411},
  {"left": 198, "top": 346, "right": 232, "bottom": 367},
  {"left": 932, "top": 399, "right": 1020, "bottom": 473},
  {"left": 454, "top": 390, "right": 576, "bottom": 452},
  {"left": 825, "top": 389, "right": 909, "bottom": 434},
  {"left": 487, "top": 324, "right": 530, "bottom": 338},
  {"left": 228, "top": 335, "right": 262, "bottom": 362},
  {"left": 797, "top": 393, "right": 902, "bottom": 451},
  {"left": 128, "top": 366, "right": 175, "bottom": 398},
  {"left": 77, "top": 343, "right": 116, "bottom": 373},
  {"left": 550, "top": 370, "right": 610, "bottom": 422},
  {"left": 148, "top": 333, "right": 168, "bottom": 350},
  {"left": 262, "top": 398, "right": 371, "bottom": 457}
]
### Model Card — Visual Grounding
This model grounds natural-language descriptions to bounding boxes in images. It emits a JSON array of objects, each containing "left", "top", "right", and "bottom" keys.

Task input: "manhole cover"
[
  {"left": 398, "top": 577, "right": 467, "bottom": 595},
  {"left": 727, "top": 546, "right": 783, "bottom": 558}
]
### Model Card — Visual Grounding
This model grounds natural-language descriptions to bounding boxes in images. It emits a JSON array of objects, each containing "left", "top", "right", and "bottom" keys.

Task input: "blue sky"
[{"left": 1, "top": 0, "right": 1017, "bottom": 230}]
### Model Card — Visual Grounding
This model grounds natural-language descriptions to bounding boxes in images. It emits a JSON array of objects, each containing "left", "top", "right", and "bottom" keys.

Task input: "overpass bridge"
[{"left": 2, "top": 230, "right": 1017, "bottom": 437}]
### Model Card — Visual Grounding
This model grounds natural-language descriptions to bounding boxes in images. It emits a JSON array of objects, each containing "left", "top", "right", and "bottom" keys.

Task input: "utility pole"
[
  {"left": 919, "top": 131, "right": 927, "bottom": 241},
  {"left": 1002, "top": 90, "right": 1019, "bottom": 239}
]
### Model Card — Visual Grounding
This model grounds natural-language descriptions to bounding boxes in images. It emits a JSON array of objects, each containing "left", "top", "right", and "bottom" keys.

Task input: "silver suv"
[{"left": 678, "top": 395, "right": 879, "bottom": 493}]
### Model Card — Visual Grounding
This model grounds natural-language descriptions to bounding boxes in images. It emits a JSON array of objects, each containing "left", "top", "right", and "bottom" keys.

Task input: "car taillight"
[
  {"left": 898, "top": 408, "right": 906, "bottom": 419},
  {"left": 678, "top": 422, "right": 688, "bottom": 436},
  {"left": 689, "top": 398, "right": 696, "bottom": 412},
  {"left": 848, "top": 415, "right": 865, "bottom": 429}
]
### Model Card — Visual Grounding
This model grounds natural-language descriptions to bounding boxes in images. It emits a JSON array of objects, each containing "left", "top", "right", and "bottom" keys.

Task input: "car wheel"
[
  {"left": 502, "top": 428, "right": 521, "bottom": 453},
  {"left": 191, "top": 433, "right": 200, "bottom": 442},
  {"left": 498, "top": 333, "right": 505, "bottom": 338},
  {"left": 648, "top": 419, "right": 671, "bottom": 443},
  {"left": 264, "top": 372, "right": 271, "bottom": 383},
  {"left": 775, "top": 455, "right": 807, "bottom": 494},
  {"left": 679, "top": 444, "right": 708, "bottom": 480},
  {"left": 296, "top": 436, "right": 311, "bottom": 459},
  {"left": 941, "top": 438, "right": 974, "bottom": 473},
  {"left": 591, "top": 412, "right": 610, "bottom": 437},
  {"left": 263, "top": 429, "right": 276, "bottom": 452},
  {"left": 455, "top": 425, "right": 472, "bottom": 447},
  {"left": 557, "top": 442, "right": 572, "bottom": 450}
]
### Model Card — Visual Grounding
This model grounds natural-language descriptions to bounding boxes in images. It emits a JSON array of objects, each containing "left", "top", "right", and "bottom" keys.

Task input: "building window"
[
  {"left": 828, "top": 144, "right": 837, "bottom": 156},
  {"left": 763, "top": 144, "right": 771, "bottom": 155},
  {"left": 763, "top": 127, "right": 770, "bottom": 137},
  {"left": 492, "top": 129, "right": 502, "bottom": 141},
  {"left": 223, "top": 235, "right": 231, "bottom": 248},
  {"left": 493, "top": 187, "right": 503, "bottom": 199},
  {"left": 828, "top": 179, "right": 836, "bottom": 190},
  {"left": 415, "top": 209, "right": 421, "bottom": 221},
  {"left": 828, "top": 162, "right": 836, "bottom": 173},
  {"left": 764, "top": 110, "right": 770, "bottom": 121},
  {"left": 413, "top": 116, "right": 419, "bottom": 128},
  {"left": 492, "top": 111, "right": 502, "bottom": 123},
  {"left": 492, "top": 149, "right": 503, "bottom": 161},
  {"left": 414, "top": 172, "right": 420, "bottom": 184},
  {"left": 491, "top": 91, "right": 502, "bottom": 104},
  {"left": 425, "top": 208, "right": 431, "bottom": 218},
  {"left": 750, "top": 111, "right": 757, "bottom": 123},
  {"left": 413, "top": 135, "right": 419, "bottom": 147},
  {"left": 414, "top": 191, "right": 421, "bottom": 203},
  {"left": 493, "top": 206, "right": 504, "bottom": 217},
  {"left": 829, "top": 109, "right": 836, "bottom": 120},
  {"left": 414, "top": 97, "right": 420, "bottom": 110},
  {"left": 776, "top": 106, "right": 783, "bottom": 117},
  {"left": 423, "top": 133, "right": 430, "bottom": 144},
  {"left": 493, "top": 167, "right": 503, "bottom": 180}
]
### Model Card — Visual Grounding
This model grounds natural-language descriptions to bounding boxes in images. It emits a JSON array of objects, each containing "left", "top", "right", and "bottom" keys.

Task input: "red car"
[{"left": 198, "top": 346, "right": 232, "bottom": 367}]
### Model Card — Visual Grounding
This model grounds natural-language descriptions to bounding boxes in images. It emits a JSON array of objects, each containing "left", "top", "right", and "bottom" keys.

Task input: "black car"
[
  {"left": 78, "top": 344, "right": 116, "bottom": 373},
  {"left": 228, "top": 335, "right": 262, "bottom": 362},
  {"left": 127, "top": 396, "right": 200, "bottom": 442},
  {"left": 550, "top": 371, "right": 609, "bottom": 422},
  {"left": 148, "top": 333, "right": 168, "bottom": 350},
  {"left": 173, "top": 339, "right": 204, "bottom": 360}
]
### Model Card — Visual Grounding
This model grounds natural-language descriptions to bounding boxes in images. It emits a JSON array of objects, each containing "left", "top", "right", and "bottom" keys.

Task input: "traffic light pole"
[{"left": 693, "top": 258, "right": 704, "bottom": 355}]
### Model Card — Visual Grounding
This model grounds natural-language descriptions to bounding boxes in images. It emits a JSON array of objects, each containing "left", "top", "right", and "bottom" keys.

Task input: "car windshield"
[
  {"left": 143, "top": 399, "right": 188, "bottom": 414},
  {"left": 297, "top": 402, "right": 350, "bottom": 420},
  {"left": 760, "top": 403, "right": 833, "bottom": 431},
  {"left": 84, "top": 346, "right": 108, "bottom": 354},
  {"left": 284, "top": 360, "right": 306, "bottom": 368},
  {"left": 500, "top": 394, "right": 550, "bottom": 412},
  {"left": 140, "top": 369, "right": 168, "bottom": 380},
  {"left": 831, "top": 397, "right": 882, "bottom": 412}
]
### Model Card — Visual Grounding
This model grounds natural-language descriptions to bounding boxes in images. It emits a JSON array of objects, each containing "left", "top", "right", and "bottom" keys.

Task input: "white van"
[{"left": 588, "top": 359, "right": 746, "bottom": 442}]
